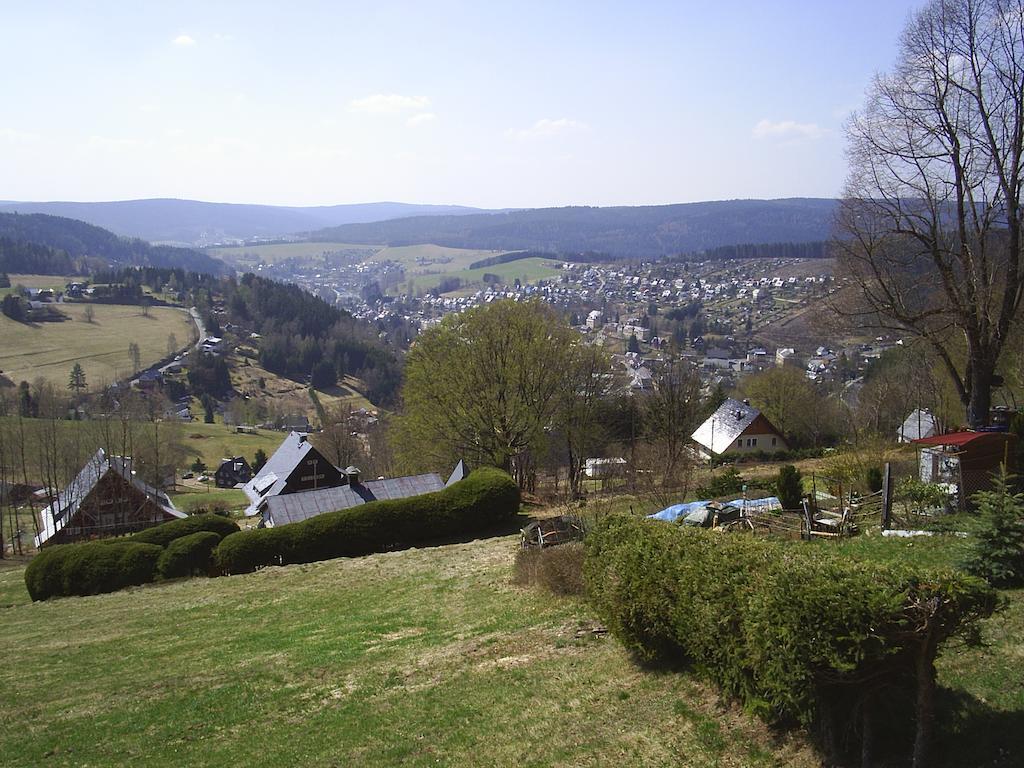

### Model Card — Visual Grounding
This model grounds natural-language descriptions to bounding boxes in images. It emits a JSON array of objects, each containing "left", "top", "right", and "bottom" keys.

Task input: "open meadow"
[
  {"left": 0, "top": 303, "right": 194, "bottom": 388},
  {"left": 0, "top": 534, "right": 820, "bottom": 768},
  {"left": 207, "top": 242, "right": 381, "bottom": 268},
  {"left": 0, "top": 527, "right": 1020, "bottom": 767},
  {"left": 398, "top": 257, "right": 563, "bottom": 296}
]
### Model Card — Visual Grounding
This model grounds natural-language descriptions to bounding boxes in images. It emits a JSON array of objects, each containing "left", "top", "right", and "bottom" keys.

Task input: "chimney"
[{"left": 298, "top": 434, "right": 307, "bottom": 444}]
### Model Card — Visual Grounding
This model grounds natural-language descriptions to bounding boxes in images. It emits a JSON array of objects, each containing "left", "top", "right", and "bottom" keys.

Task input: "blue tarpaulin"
[{"left": 649, "top": 496, "right": 782, "bottom": 524}]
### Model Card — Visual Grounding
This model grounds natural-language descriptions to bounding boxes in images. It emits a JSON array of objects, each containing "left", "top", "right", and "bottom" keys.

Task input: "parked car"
[{"left": 181, "top": 472, "right": 194, "bottom": 480}]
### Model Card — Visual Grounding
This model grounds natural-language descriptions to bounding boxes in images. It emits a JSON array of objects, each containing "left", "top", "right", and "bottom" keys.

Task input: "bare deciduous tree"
[{"left": 836, "top": 0, "right": 1024, "bottom": 428}]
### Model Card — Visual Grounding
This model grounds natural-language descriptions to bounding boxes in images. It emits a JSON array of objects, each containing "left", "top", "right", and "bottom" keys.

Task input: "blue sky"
[{"left": 0, "top": 0, "right": 925, "bottom": 208}]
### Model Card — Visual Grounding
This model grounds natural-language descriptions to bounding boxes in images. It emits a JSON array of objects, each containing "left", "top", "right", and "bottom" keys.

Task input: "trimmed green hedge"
[
  {"left": 130, "top": 513, "right": 240, "bottom": 547},
  {"left": 157, "top": 531, "right": 223, "bottom": 579},
  {"left": 25, "top": 541, "right": 163, "bottom": 601},
  {"left": 217, "top": 467, "right": 520, "bottom": 574},
  {"left": 584, "top": 516, "right": 998, "bottom": 763}
]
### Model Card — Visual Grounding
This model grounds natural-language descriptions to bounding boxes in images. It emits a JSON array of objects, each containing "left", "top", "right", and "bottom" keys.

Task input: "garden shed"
[{"left": 912, "top": 431, "right": 1017, "bottom": 508}]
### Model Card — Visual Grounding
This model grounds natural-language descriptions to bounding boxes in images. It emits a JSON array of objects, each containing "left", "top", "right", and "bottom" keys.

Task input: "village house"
[
  {"left": 690, "top": 398, "right": 788, "bottom": 459},
  {"left": 34, "top": 449, "right": 184, "bottom": 547},
  {"left": 254, "top": 461, "right": 467, "bottom": 527},
  {"left": 215, "top": 456, "right": 253, "bottom": 488},
  {"left": 241, "top": 432, "right": 343, "bottom": 516}
]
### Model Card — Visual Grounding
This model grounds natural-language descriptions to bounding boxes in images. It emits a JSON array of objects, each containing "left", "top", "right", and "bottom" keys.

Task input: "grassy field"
[
  {"left": 0, "top": 534, "right": 820, "bottom": 767},
  {"left": 168, "top": 487, "right": 250, "bottom": 514},
  {"left": 207, "top": 242, "right": 381, "bottom": 267},
  {"left": 0, "top": 525, "right": 1021, "bottom": 765},
  {"left": 369, "top": 244, "right": 508, "bottom": 274},
  {"left": 0, "top": 303, "right": 194, "bottom": 388},
  {"left": 177, "top": 422, "right": 288, "bottom": 474},
  {"left": 398, "top": 257, "right": 563, "bottom": 296}
]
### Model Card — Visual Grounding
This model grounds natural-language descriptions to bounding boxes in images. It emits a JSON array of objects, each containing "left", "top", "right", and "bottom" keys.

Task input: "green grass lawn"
[
  {"left": 168, "top": 487, "right": 250, "bottom": 514},
  {"left": 370, "top": 244, "right": 509, "bottom": 274},
  {"left": 0, "top": 535, "right": 820, "bottom": 768},
  {"left": 1, "top": 528, "right": 1020, "bottom": 766}
]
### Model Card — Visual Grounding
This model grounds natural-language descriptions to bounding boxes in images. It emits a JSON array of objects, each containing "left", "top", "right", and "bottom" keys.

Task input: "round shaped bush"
[
  {"left": 157, "top": 530, "right": 222, "bottom": 579},
  {"left": 25, "top": 541, "right": 163, "bottom": 601}
]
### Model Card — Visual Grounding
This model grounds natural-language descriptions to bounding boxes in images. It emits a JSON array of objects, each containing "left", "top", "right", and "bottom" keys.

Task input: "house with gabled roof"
[
  {"left": 691, "top": 398, "right": 787, "bottom": 458},
  {"left": 253, "top": 463, "right": 468, "bottom": 527},
  {"left": 241, "top": 432, "right": 343, "bottom": 516},
  {"left": 34, "top": 449, "right": 184, "bottom": 548}
]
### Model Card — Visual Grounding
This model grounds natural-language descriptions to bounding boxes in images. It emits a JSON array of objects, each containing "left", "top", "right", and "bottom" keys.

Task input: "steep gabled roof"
[
  {"left": 691, "top": 398, "right": 779, "bottom": 455},
  {"left": 261, "top": 472, "right": 445, "bottom": 526},
  {"left": 898, "top": 409, "right": 937, "bottom": 442},
  {"left": 34, "top": 449, "right": 183, "bottom": 547}
]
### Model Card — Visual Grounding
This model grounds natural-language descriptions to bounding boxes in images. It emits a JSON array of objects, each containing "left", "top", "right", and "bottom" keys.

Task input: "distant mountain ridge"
[
  {"left": 0, "top": 199, "right": 495, "bottom": 245},
  {"left": 309, "top": 198, "right": 839, "bottom": 258},
  {"left": 0, "top": 212, "right": 230, "bottom": 275}
]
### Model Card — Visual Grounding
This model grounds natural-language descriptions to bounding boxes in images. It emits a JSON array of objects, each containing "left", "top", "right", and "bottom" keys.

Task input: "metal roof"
[
  {"left": 691, "top": 398, "right": 762, "bottom": 455},
  {"left": 34, "top": 449, "right": 183, "bottom": 547},
  {"left": 242, "top": 432, "right": 333, "bottom": 514},
  {"left": 899, "top": 409, "right": 937, "bottom": 442},
  {"left": 262, "top": 473, "right": 445, "bottom": 526}
]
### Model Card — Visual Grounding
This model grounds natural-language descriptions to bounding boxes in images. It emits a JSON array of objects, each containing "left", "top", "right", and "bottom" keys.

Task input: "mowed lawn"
[
  {"left": 0, "top": 303, "right": 194, "bottom": 388},
  {"left": 0, "top": 536, "right": 819, "bottom": 768},
  {"left": 207, "top": 242, "right": 381, "bottom": 267}
]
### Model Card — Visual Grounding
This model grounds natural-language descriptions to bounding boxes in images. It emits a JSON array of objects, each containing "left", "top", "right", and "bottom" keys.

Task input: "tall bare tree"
[{"left": 836, "top": 0, "right": 1024, "bottom": 427}]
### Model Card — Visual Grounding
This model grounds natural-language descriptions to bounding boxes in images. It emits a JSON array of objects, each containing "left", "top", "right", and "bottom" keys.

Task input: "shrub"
[
  {"left": 775, "top": 464, "right": 803, "bottom": 510},
  {"left": 584, "top": 515, "right": 997, "bottom": 763},
  {"left": 130, "top": 513, "right": 240, "bottom": 548},
  {"left": 157, "top": 531, "right": 222, "bottom": 579},
  {"left": 697, "top": 467, "right": 745, "bottom": 498},
  {"left": 25, "top": 541, "right": 163, "bottom": 601},
  {"left": 217, "top": 467, "right": 520, "bottom": 574},
  {"left": 513, "top": 543, "right": 586, "bottom": 596},
  {"left": 961, "top": 471, "right": 1024, "bottom": 587}
]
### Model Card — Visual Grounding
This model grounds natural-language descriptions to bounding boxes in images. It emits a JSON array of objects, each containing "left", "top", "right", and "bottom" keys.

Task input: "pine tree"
[
  {"left": 962, "top": 470, "right": 1024, "bottom": 587},
  {"left": 68, "top": 363, "right": 86, "bottom": 395}
]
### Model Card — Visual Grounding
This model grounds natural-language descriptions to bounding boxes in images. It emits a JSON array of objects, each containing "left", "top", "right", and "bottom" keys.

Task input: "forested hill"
[
  {"left": 0, "top": 199, "right": 492, "bottom": 244},
  {"left": 309, "top": 198, "right": 838, "bottom": 258},
  {"left": 0, "top": 213, "right": 230, "bottom": 275}
]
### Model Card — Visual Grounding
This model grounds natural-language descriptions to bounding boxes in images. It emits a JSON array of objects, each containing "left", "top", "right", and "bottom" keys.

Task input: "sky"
[{"left": 0, "top": 0, "right": 928, "bottom": 209}]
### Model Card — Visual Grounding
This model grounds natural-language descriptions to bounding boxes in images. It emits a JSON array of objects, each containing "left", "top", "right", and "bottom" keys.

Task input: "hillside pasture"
[
  {"left": 0, "top": 303, "right": 194, "bottom": 388},
  {"left": 397, "top": 256, "right": 563, "bottom": 296},
  {"left": 369, "top": 244, "right": 508, "bottom": 274},
  {"left": 207, "top": 241, "right": 381, "bottom": 268},
  {"left": 0, "top": 535, "right": 820, "bottom": 767}
]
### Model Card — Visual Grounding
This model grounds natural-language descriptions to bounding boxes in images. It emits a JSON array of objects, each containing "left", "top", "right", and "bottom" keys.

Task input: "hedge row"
[
  {"left": 584, "top": 516, "right": 998, "bottom": 764},
  {"left": 157, "top": 531, "right": 222, "bottom": 579},
  {"left": 26, "top": 514, "right": 239, "bottom": 601},
  {"left": 217, "top": 467, "right": 520, "bottom": 574},
  {"left": 25, "top": 541, "right": 163, "bottom": 602},
  {"left": 129, "top": 513, "right": 239, "bottom": 547}
]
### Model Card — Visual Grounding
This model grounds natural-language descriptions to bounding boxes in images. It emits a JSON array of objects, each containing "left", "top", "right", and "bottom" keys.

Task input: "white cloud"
[
  {"left": 407, "top": 112, "right": 436, "bottom": 127},
  {"left": 172, "top": 34, "right": 197, "bottom": 47},
  {"left": 0, "top": 127, "right": 39, "bottom": 144},
  {"left": 508, "top": 118, "right": 589, "bottom": 140},
  {"left": 752, "top": 119, "right": 826, "bottom": 141},
  {"left": 349, "top": 93, "right": 430, "bottom": 114}
]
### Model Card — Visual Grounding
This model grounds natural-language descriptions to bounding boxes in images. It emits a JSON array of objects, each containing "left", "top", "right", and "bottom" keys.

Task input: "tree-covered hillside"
[
  {"left": 309, "top": 198, "right": 838, "bottom": 258},
  {"left": 0, "top": 212, "right": 230, "bottom": 275}
]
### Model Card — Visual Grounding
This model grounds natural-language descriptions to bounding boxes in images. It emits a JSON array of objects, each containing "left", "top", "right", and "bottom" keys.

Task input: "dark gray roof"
[
  {"left": 242, "top": 432, "right": 329, "bottom": 513},
  {"left": 262, "top": 473, "right": 445, "bottom": 526},
  {"left": 35, "top": 449, "right": 182, "bottom": 547}
]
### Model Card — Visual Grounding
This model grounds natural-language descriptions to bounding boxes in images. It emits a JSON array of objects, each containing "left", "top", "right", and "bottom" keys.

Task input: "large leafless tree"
[{"left": 836, "top": 0, "right": 1024, "bottom": 427}]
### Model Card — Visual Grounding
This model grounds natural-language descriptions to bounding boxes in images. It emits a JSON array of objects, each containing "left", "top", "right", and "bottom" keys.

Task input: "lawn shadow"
[{"left": 935, "top": 686, "right": 1024, "bottom": 767}]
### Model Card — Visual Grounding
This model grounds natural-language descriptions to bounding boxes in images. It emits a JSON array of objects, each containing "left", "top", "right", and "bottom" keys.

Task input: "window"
[
  {"left": 772, "top": 437, "right": 777, "bottom": 447},
  {"left": 751, "top": 438, "right": 757, "bottom": 447}
]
